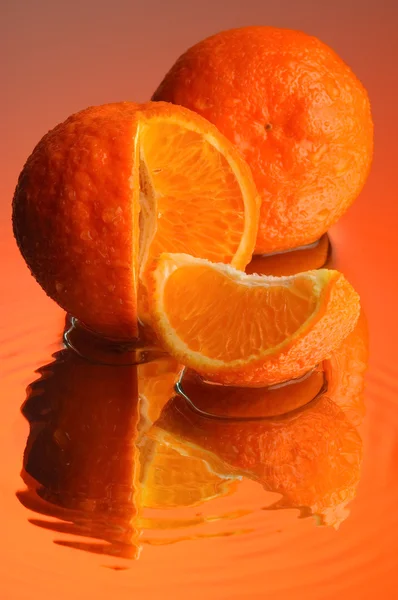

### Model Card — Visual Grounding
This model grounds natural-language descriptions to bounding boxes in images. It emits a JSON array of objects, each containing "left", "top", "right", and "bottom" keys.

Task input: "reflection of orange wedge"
[
  {"left": 155, "top": 314, "right": 368, "bottom": 528},
  {"left": 324, "top": 309, "right": 368, "bottom": 426},
  {"left": 155, "top": 396, "right": 362, "bottom": 529},
  {"left": 140, "top": 434, "right": 238, "bottom": 510}
]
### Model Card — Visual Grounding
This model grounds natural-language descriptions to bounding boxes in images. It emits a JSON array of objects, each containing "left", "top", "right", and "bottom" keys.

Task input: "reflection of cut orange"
[
  {"left": 138, "top": 358, "right": 237, "bottom": 511},
  {"left": 155, "top": 314, "right": 367, "bottom": 527},
  {"left": 149, "top": 253, "right": 360, "bottom": 385},
  {"left": 141, "top": 437, "right": 237, "bottom": 510},
  {"left": 13, "top": 102, "right": 259, "bottom": 339},
  {"left": 138, "top": 357, "right": 181, "bottom": 432}
]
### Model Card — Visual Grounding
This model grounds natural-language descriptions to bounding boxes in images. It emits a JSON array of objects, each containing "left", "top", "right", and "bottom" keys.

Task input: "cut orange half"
[
  {"left": 13, "top": 101, "right": 260, "bottom": 339},
  {"left": 147, "top": 253, "right": 360, "bottom": 385}
]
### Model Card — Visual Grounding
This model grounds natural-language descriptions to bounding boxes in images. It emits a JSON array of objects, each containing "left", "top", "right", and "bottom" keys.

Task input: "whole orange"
[{"left": 153, "top": 26, "right": 374, "bottom": 253}]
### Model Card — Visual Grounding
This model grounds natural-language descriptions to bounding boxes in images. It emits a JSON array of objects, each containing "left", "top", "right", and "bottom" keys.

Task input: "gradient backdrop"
[{"left": 1, "top": 1, "right": 398, "bottom": 599}]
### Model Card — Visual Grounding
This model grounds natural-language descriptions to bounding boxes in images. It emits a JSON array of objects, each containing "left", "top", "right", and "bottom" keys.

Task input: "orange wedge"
[
  {"left": 147, "top": 253, "right": 360, "bottom": 385},
  {"left": 13, "top": 101, "right": 259, "bottom": 339}
]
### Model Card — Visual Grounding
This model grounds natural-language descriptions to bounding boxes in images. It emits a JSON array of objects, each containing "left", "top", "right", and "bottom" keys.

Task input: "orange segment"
[
  {"left": 140, "top": 120, "right": 255, "bottom": 267},
  {"left": 148, "top": 253, "right": 360, "bottom": 385}
]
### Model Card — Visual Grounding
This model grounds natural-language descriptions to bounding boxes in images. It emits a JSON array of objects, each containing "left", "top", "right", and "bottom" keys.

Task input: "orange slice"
[
  {"left": 147, "top": 253, "right": 360, "bottom": 385},
  {"left": 13, "top": 101, "right": 259, "bottom": 339}
]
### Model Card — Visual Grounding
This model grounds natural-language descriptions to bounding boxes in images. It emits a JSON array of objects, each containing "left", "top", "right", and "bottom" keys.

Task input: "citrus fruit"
[
  {"left": 147, "top": 253, "right": 360, "bottom": 385},
  {"left": 153, "top": 26, "right": 374, "bottom": 253},
  {"left": 13, "top": 101, "right": 259, "bottom": 339},
  {"left": 155, "top": 314, "right": 367, "bottom": 527}
]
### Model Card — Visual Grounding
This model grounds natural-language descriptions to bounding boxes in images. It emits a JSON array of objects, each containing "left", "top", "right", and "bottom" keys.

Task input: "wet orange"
[
  {"left": 13, "top": 102, "right": 259, "bottom": 339},
  {"left": 153, "top": 26, "right": 374, "bottom": 253},
  {"left": 148, "top": 253, "right": 360, "bottom": 385}
]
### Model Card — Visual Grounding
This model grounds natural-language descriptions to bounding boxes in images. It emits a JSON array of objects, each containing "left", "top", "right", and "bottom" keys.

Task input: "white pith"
[{"left": 137, "top": 126, "right": 158, "bottom": 277}]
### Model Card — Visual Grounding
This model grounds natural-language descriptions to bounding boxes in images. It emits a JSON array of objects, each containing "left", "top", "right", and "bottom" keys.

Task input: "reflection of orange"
[
  {"left": 155, "top": 313, "right": 368, "bottom": 527},
  {"left": 19, "top": 350, "right": 141, "bottom": 559},
  {"left": 141, "top": 439, "right": 237, "bottom": 510},
  {"left": 149, "top": 253, "right": 360, "bottom": 385},
  {"left": 18, "top": 348, "right": 239, "bottom": 558},
  {"left": 138, "top": 358, "right": 238, "bottom": 511},
  {"left": 138, "top": 357, "right": 181, "bottom": 431},
  {"left": 13, "top": 102, "right": 259, "bottom": 339},
  {"left": 324, "top": 309, "right": 368, "bottom": 426},
  {"left": 153, "top": 26, "right": 374, "bottom": 253}
]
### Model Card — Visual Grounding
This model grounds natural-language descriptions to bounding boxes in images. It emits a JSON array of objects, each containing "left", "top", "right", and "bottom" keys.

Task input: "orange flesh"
[
  {"left": 139, "top": 121, "right": 248, "bottom": 268},
  {"left": 164, "top": 265, "right": 320, "bottom": 361}
]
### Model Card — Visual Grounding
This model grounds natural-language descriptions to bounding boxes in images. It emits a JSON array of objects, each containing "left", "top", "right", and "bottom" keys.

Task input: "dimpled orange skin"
[
  {"left": 153, "top": 26, "right": 374, "bottom": 253},
  {"left": 13, "top": 102, "right": 141, "bottom": 339}
]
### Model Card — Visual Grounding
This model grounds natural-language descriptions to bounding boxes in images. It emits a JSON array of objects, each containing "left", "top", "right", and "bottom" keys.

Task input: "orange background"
[{"left": 1, "top": 1, "right": 398, "bottom": 599}]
